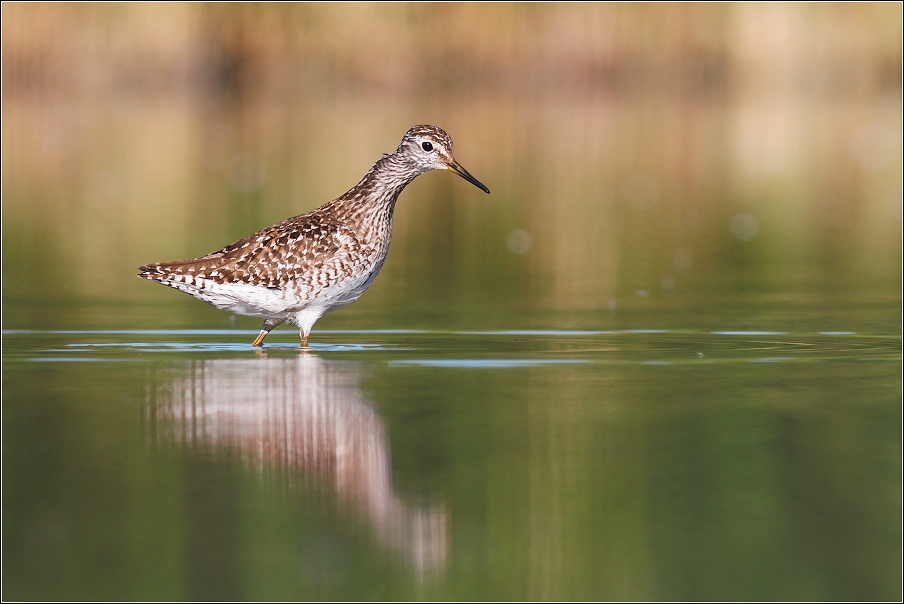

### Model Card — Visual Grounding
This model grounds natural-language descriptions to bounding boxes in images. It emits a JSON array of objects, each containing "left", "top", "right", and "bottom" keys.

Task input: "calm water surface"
[{"left": 2, "top": 326, "right": 900, "bottom": 600}]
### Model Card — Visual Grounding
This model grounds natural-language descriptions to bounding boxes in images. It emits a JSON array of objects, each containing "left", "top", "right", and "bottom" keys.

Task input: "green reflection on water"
[{"left": 2, "top": 330, "right": 900, "bottom": 600}]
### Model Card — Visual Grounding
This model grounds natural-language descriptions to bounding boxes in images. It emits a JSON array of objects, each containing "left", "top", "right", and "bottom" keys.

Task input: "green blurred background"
[
  {"left": 2, "top": 4, "right": 902, "bottom": 601},
  {"left": 3, "top": 2, "right": 901, "bottom": 332}
]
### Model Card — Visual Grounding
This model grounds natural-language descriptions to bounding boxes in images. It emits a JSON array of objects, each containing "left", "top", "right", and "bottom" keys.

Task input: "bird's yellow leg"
[
  {"left": 300, "top": 331, "right": 309, "bottom": 348},
  {"left": 253, "top": 318, "right": 284, "bottom": 347}
]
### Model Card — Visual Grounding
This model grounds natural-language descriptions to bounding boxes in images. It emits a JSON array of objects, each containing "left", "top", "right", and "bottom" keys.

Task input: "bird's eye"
[{"left": 421, "top": 141, "right": 433, "bottom": 152}]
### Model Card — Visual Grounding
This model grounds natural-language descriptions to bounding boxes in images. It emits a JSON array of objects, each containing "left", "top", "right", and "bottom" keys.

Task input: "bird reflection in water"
[{"left": 146, "top": 354, "right": 447, "bottom": 574}]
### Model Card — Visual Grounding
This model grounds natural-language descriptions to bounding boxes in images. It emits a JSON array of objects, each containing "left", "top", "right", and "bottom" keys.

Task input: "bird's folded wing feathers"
[{"left": 139, "top": 213, "right": 356, "bottom": 289}]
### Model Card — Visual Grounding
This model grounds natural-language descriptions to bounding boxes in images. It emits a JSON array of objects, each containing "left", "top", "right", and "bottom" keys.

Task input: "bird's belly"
[
  {"left": 175, "top": 280, "right": 298, "bottom": 319},
  {"left": 314, "top": 254, "right": 388, "bottom": 312}
]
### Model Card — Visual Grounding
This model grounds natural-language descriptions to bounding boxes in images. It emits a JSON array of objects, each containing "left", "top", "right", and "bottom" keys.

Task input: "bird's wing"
[{"left": 139, "top": 210, "right": 359, "bottom": 289}]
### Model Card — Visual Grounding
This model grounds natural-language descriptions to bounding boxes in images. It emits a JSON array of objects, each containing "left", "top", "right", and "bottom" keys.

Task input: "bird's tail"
[
  {"left": 138, "top": 261, "right": 187, "bottom": 281},
  {"left": 138, "top": 257, "right": 216, "bottom": 280}
]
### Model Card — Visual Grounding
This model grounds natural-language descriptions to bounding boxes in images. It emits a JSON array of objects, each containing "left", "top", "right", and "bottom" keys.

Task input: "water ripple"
[
  {"left": 389, "top": 359, "right": 590, "bottom": 368},
  {"left": 712, "top": 331, "right": 789, "bottom": 336},
  {"left": 60, "top": 342, "right": 403, "bottom": 353}
]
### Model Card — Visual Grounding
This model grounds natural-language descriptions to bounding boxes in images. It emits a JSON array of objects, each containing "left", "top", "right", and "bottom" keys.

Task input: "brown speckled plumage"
[{"left": 139, "top": 125, "right": 489, "bottom": 347}]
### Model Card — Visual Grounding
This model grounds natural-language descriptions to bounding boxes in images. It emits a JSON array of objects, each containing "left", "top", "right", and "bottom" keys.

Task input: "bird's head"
[{"left": 396, "top": 125, "right": 490, "bottom": 194}]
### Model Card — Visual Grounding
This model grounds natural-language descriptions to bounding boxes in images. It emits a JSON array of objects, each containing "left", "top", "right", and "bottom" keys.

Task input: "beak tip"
[{"left": 448, "top": 161, "right": 490, "bottom": 195}]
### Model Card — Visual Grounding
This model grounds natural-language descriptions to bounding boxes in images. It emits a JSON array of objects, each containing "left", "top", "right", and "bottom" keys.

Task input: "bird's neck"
[{"left": 335, "top": 153, "right": 424, "bottom": 219}]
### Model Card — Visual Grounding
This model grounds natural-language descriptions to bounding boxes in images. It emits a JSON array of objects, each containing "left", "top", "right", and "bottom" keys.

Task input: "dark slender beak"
[{"left": 447, "top": 159, "right": 490, "bottom": 194}]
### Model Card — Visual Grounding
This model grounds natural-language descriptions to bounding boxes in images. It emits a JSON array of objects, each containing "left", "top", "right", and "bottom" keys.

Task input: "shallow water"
[{"left": 2, "top": 327, "right": 900, "bottom": 600}]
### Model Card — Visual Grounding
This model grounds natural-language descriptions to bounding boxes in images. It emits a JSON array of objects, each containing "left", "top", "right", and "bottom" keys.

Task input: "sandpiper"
[{"left": 139, "top": 125, "right": 489, "bottom": 347}]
